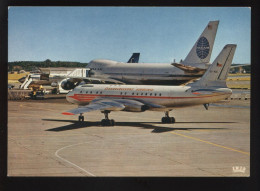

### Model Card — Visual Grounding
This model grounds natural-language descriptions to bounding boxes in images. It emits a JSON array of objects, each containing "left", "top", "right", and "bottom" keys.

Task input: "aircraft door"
[{"left": 86, "top": 69, "right": 92, "bottom": 77}]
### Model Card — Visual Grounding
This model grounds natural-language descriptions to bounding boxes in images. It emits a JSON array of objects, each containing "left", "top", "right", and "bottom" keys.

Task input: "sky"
[{"left": 8, "top": 7, "right": 251, "bottom": 64}]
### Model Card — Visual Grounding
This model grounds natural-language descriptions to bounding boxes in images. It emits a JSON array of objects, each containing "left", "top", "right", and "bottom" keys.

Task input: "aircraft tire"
[
  {"left": 162, "top": 117, "right": 175, "bottom": 123},
  {"left": 101, "top": 119, "right": 106, "bottom": 126},
  {"left": 101, "top": 119, "right": 112, "bottom": 126},
  {"left": 110, "top": 119, "right": 115, "bottom": 126},
  {"left": 79, "top": 116, "right": 84, "bottom": 122},
  {"left": 161, "top": 117, "right": 166, "bottom": 123}
]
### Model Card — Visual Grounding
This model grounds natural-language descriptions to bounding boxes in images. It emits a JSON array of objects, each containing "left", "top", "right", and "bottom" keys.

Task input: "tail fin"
[
  {"left": 191, "top": 44, "right": 237, "bottom": 87},
  {"left": 127, "top": 53, "right": 140, "bottom": 63},
  {"left": 182, "top": 21, "right": 219, "bottom": 68}
]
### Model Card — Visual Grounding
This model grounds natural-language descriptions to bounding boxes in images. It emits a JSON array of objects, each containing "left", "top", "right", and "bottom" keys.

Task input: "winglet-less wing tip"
[{"left": 62, "top": 112, "right": 75, "bottom": 115}]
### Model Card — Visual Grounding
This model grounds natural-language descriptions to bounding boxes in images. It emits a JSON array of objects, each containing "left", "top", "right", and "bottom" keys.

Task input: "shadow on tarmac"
[{"left": 43, "top": 119, "right": 235, "bottom": 133}]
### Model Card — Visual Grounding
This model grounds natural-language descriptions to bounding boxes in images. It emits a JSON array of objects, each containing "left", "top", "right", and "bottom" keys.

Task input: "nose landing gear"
[
  {"left": 161, "top": 111, "right": 175, "bottom": 124},
  {"left": 78, "top": 113, "right": 84, "bottom": 122}
]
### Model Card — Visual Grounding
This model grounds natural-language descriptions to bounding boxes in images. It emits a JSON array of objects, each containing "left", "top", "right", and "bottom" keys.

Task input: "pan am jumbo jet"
[
  {"left": 59, "top": 21, "right": 219, "bottom": 91},
  {"left": 85, "top": 21, "right": 219, "bottom": 85},
  {"left": 62, "top": 44, "right": 236, "bottom": 126}
]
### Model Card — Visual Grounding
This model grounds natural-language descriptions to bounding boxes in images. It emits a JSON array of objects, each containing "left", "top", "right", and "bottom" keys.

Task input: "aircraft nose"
[
  {"left": 227, "top": 88, "right": 232, "bottom": 94},
  {"left": 66, "top": 91, "right": 74, "bottom": 103}
]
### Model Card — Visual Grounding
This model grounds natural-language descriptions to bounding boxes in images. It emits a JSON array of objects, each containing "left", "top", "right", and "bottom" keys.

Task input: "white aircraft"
[
  {"left": 83, "top": 20, "right": 219, "bottom": 86},
  {"left": 18, "top": 53, "right": 139, "bottom": 92},
  {"left": 62, "top": 44, "right": 236, "bottom": 126}
]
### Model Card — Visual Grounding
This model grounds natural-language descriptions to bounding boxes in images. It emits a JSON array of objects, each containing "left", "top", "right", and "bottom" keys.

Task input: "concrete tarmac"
[{"left": 8, "top": 97, "right": 250, "bottom": 177}]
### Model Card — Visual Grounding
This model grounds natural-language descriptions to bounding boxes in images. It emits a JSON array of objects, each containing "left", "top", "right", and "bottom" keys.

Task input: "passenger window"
[
  {"left": 159, "top": 93, "right": 161, "bottom": 96},
  {"left": 150, "top": 93, "right": 152, "bottom": 96},
  {"left": 96, "top": 91, "right": 98, "bottom": 94},
  {"left": 145, "top": 93, "right": 147, "bottom": 96},
  {"left": 141, "top": 93, "right": 143, "bottom": 95},
  {"left": 86, "top": 91, "right": 88, "bottom": 93},
  {"left": 80, "top": 91, "right": 82, "bottom": 93},
  {"left": 90, "top": 91, "right": 92, "bottom": 94},
  {"left": 155, "top": 93, "right": 157, "bottom": 96}
]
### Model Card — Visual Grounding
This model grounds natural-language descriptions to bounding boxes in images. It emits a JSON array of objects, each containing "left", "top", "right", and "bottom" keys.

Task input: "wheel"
[
  {"left": 101, "top": 119, "right": 110, "bottom": 126},
  {"left": 171, "top": 117, "right": 175, "bottom": 123},
  {"left": 101, "top": 119, "right": 106, "bottom": 126},
  {"left": 166, "top": 117, "right": 171, "bottom": 123},
  {"left": 162, "top": 117, "right": 175, "bottom": 123},
  {"left": 110, "top": 119, "right": 115, "bottom": 126},
  {"left": 161, "top": 117, "right": 166, "bottom": 123},
  {"left": 78, "top": 116, "right": 84, "bottom": 122}
]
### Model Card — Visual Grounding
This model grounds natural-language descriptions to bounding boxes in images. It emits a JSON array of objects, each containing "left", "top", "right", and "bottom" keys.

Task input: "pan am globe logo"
[{"left": 196, "top": 37, "right": 210, "bottom": 59}]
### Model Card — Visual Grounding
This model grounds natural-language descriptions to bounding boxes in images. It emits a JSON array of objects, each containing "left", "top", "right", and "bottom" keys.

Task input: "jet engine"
[
  {"left": 113, "top": 99, "right": 149, "bottom": 112},
  {"left": 60, "top": 79, "right": 77, "bottom": 90},
  {"left": 123, "top": 104, "right": 149, "bottom": 112}
]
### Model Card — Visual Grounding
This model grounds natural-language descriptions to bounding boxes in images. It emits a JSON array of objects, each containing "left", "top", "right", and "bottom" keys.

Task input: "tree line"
[{"left": 8, "top": 59, "right": 88, "bottom": 72}]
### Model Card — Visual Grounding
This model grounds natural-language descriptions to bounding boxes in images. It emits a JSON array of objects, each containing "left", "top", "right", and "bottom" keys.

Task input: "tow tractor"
[{"left": 29, "top": 85, "right": 45, "bottom": 100}]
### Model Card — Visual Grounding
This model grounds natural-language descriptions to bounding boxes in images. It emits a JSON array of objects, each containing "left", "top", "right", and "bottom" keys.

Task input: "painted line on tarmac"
[
  {"left": 55, "top": 142, "right": 96, "bottom": 177},
  {"left": 170, "top": 131, "right": 250, "bottom": 156}
]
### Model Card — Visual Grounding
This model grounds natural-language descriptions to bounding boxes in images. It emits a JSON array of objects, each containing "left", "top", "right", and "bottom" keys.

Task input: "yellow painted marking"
[{"left": 170, "top": 131, "right": 250, "bottom": 156}]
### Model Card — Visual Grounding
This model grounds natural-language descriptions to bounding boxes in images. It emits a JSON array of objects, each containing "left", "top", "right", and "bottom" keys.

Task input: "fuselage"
[
  {"left": 66, "top": 84, "right": 232, "bottom": 110},
  {"left": 87, "top": 59, "right": 208, "bottom": 85}
]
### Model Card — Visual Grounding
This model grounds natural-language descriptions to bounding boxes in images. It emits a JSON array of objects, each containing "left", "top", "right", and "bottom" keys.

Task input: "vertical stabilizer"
[
  {"left": 182, "top": 21, "right": 219, "bottom": 67},
  {"left": 127, "top": 53, "right": 140, "bottom": 63},
  {"left": 191, "top": 44, "right": 237, "bottom": 87}
]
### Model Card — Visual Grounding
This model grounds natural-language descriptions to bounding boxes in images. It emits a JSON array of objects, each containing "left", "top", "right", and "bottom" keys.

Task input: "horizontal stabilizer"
[{"left": 172, "top": 62, "right": 206, "bottom": 74}]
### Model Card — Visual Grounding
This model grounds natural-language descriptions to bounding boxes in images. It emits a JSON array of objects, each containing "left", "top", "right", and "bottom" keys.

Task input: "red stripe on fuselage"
[{"left": 69, "top": 93, "right": 227, "bottom": 102}]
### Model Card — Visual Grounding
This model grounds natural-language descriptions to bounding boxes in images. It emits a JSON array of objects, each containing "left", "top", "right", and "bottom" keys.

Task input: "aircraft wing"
[
  {"left": 171, "top": 63, "right": 206, "bottom": 74},
  {"left": 62, "top": 98, "right": 167, "bottom": 115},
  {"left": 62, "top": 99, "right": 125, "bottom": 115}
]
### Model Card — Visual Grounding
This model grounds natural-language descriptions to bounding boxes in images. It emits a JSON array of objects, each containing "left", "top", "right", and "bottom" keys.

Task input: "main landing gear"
[
  {"left": 101, "top": 111, "right": 115, "bottom": 126},
  {"left": 78, "top": 113, "right": 84, "bottom": 122},
  {"left": 161, "top": 111, "right": 175, "bottom": 124}
]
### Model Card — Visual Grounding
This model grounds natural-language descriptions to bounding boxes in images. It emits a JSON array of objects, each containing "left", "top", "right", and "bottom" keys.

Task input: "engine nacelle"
[
  {"left": 60, "top": 79, "right": 76, "bottom": 90},
  {"left": 123, "top": 104, "right": 149, "bottom": 112}
]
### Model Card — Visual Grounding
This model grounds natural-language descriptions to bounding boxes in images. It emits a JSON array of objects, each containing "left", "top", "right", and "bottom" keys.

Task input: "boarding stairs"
[{"left": 20, "top": 76, "right": 33, "bottom": 89}]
